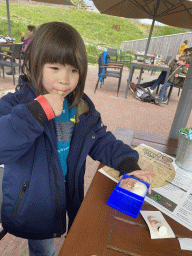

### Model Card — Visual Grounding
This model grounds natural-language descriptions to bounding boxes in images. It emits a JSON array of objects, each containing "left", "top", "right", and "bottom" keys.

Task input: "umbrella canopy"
[
  {"left": 92, "top": 0, "right": 192, "bottom": 29},
  {"left": 93, "top": 0, "right": 192, "bottom": 68},
  {"left": 32, "top": 0, "right": 74, "bottom": 5}
]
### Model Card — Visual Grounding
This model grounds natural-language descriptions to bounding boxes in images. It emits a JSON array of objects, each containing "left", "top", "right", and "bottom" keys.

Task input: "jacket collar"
[{"left": 15, "top": 75, "right": 38, "bottom": 104}]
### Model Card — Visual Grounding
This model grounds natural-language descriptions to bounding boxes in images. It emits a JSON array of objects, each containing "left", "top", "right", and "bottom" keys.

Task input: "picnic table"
[{"left": 58, "top": 130, "right": 192, "bottom": 256}]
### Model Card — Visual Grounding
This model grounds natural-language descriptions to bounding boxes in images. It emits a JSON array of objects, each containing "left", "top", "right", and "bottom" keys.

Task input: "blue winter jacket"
[{"left": 0, "top": 76, "right": 140, "bottom": 240}]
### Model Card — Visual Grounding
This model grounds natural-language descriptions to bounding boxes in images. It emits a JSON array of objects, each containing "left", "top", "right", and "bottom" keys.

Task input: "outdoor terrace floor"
[{"left": 0, "top": 64, "right": 192, "bottom": 255}]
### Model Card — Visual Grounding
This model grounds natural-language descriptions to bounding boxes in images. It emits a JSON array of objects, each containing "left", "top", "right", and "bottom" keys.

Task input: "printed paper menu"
[{"left": 99, "top": 144, "right": 192, "bottom": 231}]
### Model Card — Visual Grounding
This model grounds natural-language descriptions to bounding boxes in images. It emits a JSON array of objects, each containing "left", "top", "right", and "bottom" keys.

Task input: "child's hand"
[
  {"left": 119, "top": 170, "right": 155, "bottom": 194},
  {"left": 21, "top": 32, "right": 25, "bottom": 38},
  {"left": 43, "top": 94, "right": 65, "bottom": 117},
  {"left": 175, "top": 74, "right": 179, "bottom": 77}
]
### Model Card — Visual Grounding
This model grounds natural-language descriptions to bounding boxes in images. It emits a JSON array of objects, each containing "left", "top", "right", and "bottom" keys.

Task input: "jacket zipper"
[
  {"left": 52, "top": 164, "right": 64, "bottom": 236},
  {"left": 13, "top": 180, "right": 29, "bottom": 216},
  {"left": 50, "top": 113, "right": 100, "bottom": 235},
  {"left": 50, "top": 121, "right": 64, "bottom": 236}
]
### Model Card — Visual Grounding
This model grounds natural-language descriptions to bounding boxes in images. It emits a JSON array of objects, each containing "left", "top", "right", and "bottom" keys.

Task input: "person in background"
[
  {"left": 155, "top": 56, "right": 189, "bottom": 104},
  {"left": 0, "top": 22, "right": 154, "bottom": 256},
  {"left": 179, "top": 40, "right": 188, "bottom": 56},
  {"left": 6, "top": 25, "right": 36, "bottom": 76},
  {"left": 21, "top": 25, "right": 36, "bottom": 51},
  {"left": 130, "top": 55, "right": 190, "bottom": 104}
]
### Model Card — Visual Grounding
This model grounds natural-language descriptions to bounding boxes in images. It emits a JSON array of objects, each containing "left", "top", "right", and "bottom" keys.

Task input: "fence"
[{"left": 120, "top": 32, "right": 192, "bottom": 61}]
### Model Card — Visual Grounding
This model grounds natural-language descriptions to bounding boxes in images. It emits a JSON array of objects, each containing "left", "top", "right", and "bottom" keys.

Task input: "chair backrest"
[
  {"left": 11, "top": 43, "right": 23, "bottom": 60},
  {"left": 98, "top": 52, "right": 110, "bottom": 73},
  {"left": 107, "top": 48, "right": 118, "bottom": 62},
  {"left": 165, "top": 55, "right": 172, "bottom": 65}
]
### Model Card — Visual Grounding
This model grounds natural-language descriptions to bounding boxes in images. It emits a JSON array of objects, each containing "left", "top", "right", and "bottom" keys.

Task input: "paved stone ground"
[{"left": 0, "top": 64, "right": 192, "bottom": 255}]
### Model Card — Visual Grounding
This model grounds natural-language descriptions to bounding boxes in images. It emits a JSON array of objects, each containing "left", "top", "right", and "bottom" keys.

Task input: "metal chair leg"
[
  {"left": 13, "top": 69, "right": 15, "bottom": 85},
  {"left": 117, "top": 77, "right": 122, "bottom": 97},
  {"left": 94, "top": 78, "right": 100, "bottom": 93}
]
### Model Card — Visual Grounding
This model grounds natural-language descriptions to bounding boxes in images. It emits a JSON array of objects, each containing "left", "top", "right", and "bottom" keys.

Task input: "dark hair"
[
  {"left": 184, "top": 40, "right": 188, "bottom": 45},
  {"left": 27, "top": 25, "right": 36, "bottom": 33},
  {"left": 22, "top": 22, "right": 87, "bottom": 108},
  {"left": 178, "top": 55, "right": 190, "bottom": 64}
]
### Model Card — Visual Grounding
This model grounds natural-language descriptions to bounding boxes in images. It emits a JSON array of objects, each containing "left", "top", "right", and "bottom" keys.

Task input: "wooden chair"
[
  {"left": 0, "top": 43, "right": 23, "bottom": 85},
  {"left": 107, "top": 48, "right": 118, "bottom": 62},
  {"left": 94, "top": 62, "right": 124, "bottom": 96},
  {"left": 119, "top": 50, "right": 132, "bottom": 65},
  {"left": 0, "top": 166, "right": 7, "bottom": 240}
]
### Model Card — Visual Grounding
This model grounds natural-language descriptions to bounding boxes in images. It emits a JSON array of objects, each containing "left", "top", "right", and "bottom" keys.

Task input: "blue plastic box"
[{"left": 107, "top": 174, "right": 150, "bottom": 218}]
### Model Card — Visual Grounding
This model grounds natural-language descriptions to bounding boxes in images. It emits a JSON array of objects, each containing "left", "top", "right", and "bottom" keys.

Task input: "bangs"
[
  {"left": 40, "top": 24, "right": 81, "bottom": 69},
  {"left": 42, "top": 42, "right": 79, "bottom": 69}
]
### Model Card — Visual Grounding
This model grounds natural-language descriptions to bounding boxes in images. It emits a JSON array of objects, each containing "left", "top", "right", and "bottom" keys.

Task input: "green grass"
[{"left": 0, "top": 3, "right": 189, "bottom": 64}]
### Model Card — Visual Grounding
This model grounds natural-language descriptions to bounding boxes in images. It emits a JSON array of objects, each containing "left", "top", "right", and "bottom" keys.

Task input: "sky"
[
  {"left": 83, "top": 1, "right": 165, "bottom": 26},
  {"left": 139, "top": 19, "right": 165, "bottom": 26}
]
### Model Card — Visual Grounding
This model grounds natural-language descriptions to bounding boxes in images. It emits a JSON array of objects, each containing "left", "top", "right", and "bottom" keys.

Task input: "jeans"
[
  {"left": 138, "top": 71, "right": 167, "bottom": 90},
  {"left": 28, "top": 238, "right": 56, "bottom": 256},
  {"left": 158, "top": 81, "right": 172, "bottom": 100}
]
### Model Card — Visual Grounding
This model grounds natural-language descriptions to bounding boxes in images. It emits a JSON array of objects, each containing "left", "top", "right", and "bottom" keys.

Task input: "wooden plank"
[
  {"left": 131, "top": 138, "right": 177, "bottom": 156},
  {"left": 107, "top": 248, "right": 129, "bottom": 255},
  {"left": 133, "top": 130, "right": 178, "bottom": 147},
  {"left": 110, "top": 218, "right": 191, "bottom": 256},
  {"left": 114, "top": 202, "right": 192, "bottom": 239},
  {"left": 58, "top": 171, "right": 116, "bottom": 256}
]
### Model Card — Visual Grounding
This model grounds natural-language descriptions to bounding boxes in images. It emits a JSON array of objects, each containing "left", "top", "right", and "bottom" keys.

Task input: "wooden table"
[
  {"left": 0, "top": 42, "right": 13, "bottom": 51},
  {"left": 125, "top": 60, "right": 170, "bottom": 99},
  {"left": 59, "top": 130, "right": 192, "bottom": 256},
  {"left": 0, "top": 42, "right": 13, "bottom": 60},
  {"left": 0, "top": 42, "right": 13, "bottom": 46}
]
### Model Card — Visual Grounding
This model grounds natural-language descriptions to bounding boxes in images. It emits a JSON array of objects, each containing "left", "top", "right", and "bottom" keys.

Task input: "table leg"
[
  {"left": 137, "top": 67, "right": 144, "bottom": 84},
  {"left": 125, "top": 65, "right": 134, "bottom": 98}
]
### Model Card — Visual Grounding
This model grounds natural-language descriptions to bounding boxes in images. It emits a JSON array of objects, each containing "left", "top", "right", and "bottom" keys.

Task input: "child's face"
[
  {"left": 27, "top": 30, "right": 33, "bottom": 37},
  {"left": 42, "top": 63, "right": 79, "bottom": 97},
  {"left": 178, "top": 60, "right": 186, "bottom": 66}
]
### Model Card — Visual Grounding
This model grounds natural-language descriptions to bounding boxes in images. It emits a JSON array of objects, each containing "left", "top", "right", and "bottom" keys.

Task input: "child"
[
  {"left": 130, "top": 55, "right": 190, "bottom": 104},
  {"left": 0, "top": 22, "right": 154, "bottom": 255},
  {"left": 6, "top": 25, "right": 36, "bottom": 76},
  {"left": 179, "top": 40, "right": 188, "bottom": 56},
  {"left": 155, "top": 56, "right": 190, "bottom": 104},
  {"left": 21, "top": 25, "right": 36, "bottom": 51}
]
